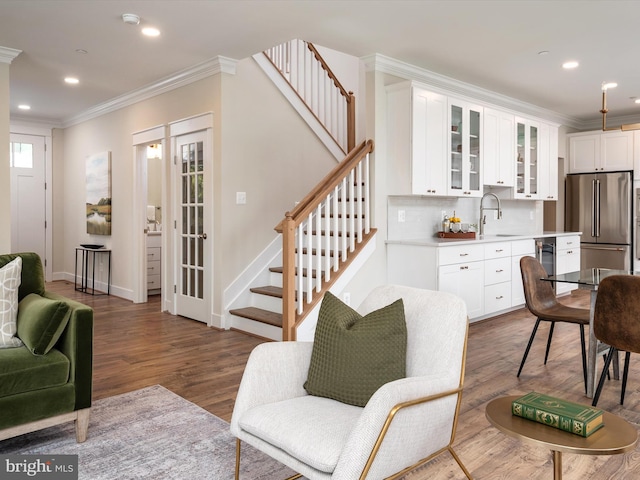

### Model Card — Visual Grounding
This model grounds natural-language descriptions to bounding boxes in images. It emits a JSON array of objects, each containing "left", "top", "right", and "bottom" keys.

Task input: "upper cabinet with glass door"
[
  {"left": 448, "top": 99, "right": 483, "bottom": 197},
  {"left": 515, "top": 118, "right": 539, "bottom": 199}
]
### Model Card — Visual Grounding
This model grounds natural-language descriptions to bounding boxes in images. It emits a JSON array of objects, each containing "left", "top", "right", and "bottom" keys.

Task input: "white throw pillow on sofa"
[{"left": 0, "top": 257, "right": 24, "bottom": 348}]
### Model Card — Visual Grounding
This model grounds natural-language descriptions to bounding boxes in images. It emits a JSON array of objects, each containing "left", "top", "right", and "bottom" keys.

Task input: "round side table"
[{"left": 485, "top": 396, "right": 637, "bottom": 480}]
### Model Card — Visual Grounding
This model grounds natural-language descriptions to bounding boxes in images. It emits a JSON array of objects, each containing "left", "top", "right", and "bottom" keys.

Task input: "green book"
[{"left": 512, "top": 392, "right": 604, "bottom": 437}]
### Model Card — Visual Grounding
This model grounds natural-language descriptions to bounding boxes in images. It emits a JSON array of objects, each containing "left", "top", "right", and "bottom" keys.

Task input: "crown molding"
[
  {"left": 362, "top": 53, "right": 588, "bottom": 129},
  {"left": 62, "top": 56, "right": 238, "bottom": 128},
  {"left": 0, "top": 46, "right": 21, "bottom": 64}
]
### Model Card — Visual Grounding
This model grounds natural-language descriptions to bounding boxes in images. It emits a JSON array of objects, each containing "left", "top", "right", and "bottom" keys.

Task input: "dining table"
[{"left": 543, "top": 268, "right": 640, "bottom": 399}]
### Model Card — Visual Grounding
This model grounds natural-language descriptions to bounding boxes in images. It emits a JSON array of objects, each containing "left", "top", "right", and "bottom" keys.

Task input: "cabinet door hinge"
[
  {"left": 174, "top": 285, "right": 177, "bottom": 294},
  {"left": 174, "top": 155, "right": 178, "bottom": 165}
]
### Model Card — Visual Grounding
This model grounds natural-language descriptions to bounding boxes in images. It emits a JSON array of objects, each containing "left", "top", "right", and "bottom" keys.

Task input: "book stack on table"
[{"left": 512, "top": 392, "right": 604, "bottom": 437}]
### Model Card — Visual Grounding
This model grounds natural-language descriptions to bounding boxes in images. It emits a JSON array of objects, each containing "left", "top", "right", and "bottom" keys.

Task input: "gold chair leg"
[
  {"left": 448, "top": 446, "right": 473, "bottom": 480},
  {"left": 235, "top": 438, "right": 241, "bottom": 480},
  {"left": 284, "top": 475, "right": 303, "bottom": 480}
]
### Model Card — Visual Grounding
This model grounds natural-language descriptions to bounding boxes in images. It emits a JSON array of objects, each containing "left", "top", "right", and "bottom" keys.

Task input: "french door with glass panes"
[{"left": 174, "top": 131, "right": 210, "bottom": 323}]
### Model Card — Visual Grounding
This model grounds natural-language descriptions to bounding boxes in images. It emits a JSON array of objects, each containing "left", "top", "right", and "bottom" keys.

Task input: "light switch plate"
[{"left": 236, "top": 192, "right": 247, "bottom": 205}]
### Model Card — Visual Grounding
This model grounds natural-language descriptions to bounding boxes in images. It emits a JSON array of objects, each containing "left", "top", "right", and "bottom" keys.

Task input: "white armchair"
[{"left": 230, "top": 285, "right": 471, "bottom": 479}]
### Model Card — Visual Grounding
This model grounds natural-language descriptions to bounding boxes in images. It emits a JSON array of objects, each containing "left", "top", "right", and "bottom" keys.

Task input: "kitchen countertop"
[{"left": 386, "top": 231, "right": 582, "bottom": 247}]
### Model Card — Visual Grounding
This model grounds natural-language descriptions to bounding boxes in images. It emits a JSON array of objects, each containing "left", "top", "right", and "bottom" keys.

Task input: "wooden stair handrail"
[
  {"left": 263, "top": 40, "right": 356, "bottom": 153},
  {"left": 306, "top": 42, "right": 356, "bottom": 152},
  {"left": 277, "top": 139, "right": 374, "bottom": 340},
  {"left": 275, "top": 139, "right": 374, "bottom": 233}
]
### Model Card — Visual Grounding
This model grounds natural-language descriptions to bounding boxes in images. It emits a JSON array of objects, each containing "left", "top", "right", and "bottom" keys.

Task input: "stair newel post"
[
  {"left": 347, "top": 92, "right": 355, "bottom": 152},
  {"left": 282, "top": 212, "right": 297, "bottom": 341}
]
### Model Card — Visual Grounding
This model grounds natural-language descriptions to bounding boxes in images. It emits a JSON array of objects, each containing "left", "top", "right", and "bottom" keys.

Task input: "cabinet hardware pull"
[
  {"left": 567, "top": 250, "right": 573, "bottom": 254},
  {"left": 496, "top": 269, "right": 503, "bottom": 273},
  {"left": 496, "top": 295, "right": 503, "bottom": 299},
  {"left": 460, "top": 253, "right": 469, "bottom": 256},
  {"left": 460, "top": 266, "right": 469, "bottom": 270},
  {"left": 496, "top": 249, "right": 503, "bottom": 252}
]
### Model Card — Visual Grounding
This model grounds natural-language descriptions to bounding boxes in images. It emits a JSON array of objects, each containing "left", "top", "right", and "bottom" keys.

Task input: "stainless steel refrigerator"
[{"left": 565, "top": 171, "right": 633, "bottom": 270}]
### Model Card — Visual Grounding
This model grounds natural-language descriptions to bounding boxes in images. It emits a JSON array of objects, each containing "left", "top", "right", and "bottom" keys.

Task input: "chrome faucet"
[{"left": 479, "top": 192, "right": 502, "bottom": 236}]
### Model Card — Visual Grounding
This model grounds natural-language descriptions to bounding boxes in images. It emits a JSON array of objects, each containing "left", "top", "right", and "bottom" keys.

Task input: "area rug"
[{"left": 0, "top": 385, "right": 299, "bottom": 479}]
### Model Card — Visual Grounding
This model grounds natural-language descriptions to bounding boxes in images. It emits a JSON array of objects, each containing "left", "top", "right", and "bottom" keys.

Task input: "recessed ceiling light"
[
  {"left": 635, "top": 99, "right": 640, "bottom": 104},
  {"left": 65, "top": 77, "right": 80, "bottom": 85},
  {"left": 562, "top": 61, "right": 579, "bottom": 69},
  {"left": 142, "top": 27, "right": 160, "bottom": 37},
  {"left": 602, "top": 82, "right": 618, "bottom": 90},
  {"left": 18, "top": 104, "right": 31, "bottom": 110}
]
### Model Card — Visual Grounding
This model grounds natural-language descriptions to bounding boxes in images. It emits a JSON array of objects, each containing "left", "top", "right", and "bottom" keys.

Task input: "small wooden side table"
[{"left": 486, "top": 396, "right": 637, "bottom": 480}]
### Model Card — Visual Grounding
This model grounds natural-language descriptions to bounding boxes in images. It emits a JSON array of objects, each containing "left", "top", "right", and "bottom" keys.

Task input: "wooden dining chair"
[
  {"left": 518, "top": 256, "right": 590, "bottom": 392},
  {"left": 592, "top": 275, "right": 640, "bottom": 407}
]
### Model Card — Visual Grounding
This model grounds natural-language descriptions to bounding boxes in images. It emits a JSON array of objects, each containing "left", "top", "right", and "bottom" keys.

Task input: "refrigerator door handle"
[
  {"left": 591, "top": 179, "right": 597, "bottom": 238},
  {"left": 595, "top": 179, "right": 601, "bottom": 238}
]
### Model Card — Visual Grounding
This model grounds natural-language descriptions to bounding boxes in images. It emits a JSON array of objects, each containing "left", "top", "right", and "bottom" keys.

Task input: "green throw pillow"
[
  {"left": 17, "top": 293, "right": 72, "bottom": 355},
  {"left": 304, "top": 292, "right": 407, "bottom": 407}
]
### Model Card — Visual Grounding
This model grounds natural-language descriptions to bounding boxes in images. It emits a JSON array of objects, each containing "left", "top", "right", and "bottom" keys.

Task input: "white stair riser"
[
  {"left": 251, "top": 293, "right": 282, "bottom": 313},
  {"left": 229, "top": 315, "right": 282, "bottom": 341}
]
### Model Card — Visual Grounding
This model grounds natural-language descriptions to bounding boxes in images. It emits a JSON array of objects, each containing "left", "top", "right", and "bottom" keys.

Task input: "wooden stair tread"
[
  {"left": 250, "top": 285, "right": 283, "bottom": 297},
  {"left": 250, "top": 285, "right": 299, "bottom": 300},
  {"left": 229, "top": 307, "right": 282, "bottom": 328}
]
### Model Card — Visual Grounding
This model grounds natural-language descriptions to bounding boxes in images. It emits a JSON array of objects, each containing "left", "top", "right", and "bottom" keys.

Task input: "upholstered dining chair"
[
  {"left": 230, "top": 285, "right": 471, "bottom": 480},
  {"left": 592, "top": 275, "right": 640, "bottom": 407},
  {"left": 518, "top": 256, "right": 590, "bottom": 391}
]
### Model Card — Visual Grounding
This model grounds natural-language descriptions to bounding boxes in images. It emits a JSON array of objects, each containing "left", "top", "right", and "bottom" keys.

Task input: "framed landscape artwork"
[{"left": 86, "top": 151, "right": 112, "bottom": 235}]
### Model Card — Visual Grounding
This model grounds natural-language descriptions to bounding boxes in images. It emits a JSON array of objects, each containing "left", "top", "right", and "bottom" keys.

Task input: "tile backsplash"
[{"left": 388, "top": 195, "right": 544, "bottom": 240}]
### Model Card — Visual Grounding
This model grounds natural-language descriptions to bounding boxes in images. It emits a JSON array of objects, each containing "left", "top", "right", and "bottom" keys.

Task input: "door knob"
[{"left": 198, "top": 233, "right": 207, "bottom": 239}]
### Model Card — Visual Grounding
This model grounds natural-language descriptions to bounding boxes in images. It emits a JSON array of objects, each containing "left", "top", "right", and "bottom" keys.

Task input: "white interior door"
[
  {"left": 174, "top": 131, "right": 211, "bottom": 323},
  {"left": 9, "top": 134, "right": 46, "bottom": 261}
]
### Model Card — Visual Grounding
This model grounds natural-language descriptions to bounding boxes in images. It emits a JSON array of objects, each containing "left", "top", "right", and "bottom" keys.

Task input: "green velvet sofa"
[{"left": 0, "top": 252, "right": 93, "bottom": 442}]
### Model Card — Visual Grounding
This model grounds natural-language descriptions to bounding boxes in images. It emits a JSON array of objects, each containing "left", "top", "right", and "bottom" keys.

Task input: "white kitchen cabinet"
[
  {"left": 438, "top": 243, "right": 485, "bottom": 319},
  {"left": 147, "top": 234, "right": 162, "bottom": 294},
  {"left": 483, "top": 242, "right": 512, "bottom": 315},
  {"left": 483, "top": 108, "right": 515, "bottom": 187},
  {"left": 514, "top": 117, "right": 540, "bottom": 199},
  {"left": 538, "top": 123, "right": 559, "bottom": 200},
  {"left": 555, "top": 235, "right": 581, "bottom": 295},
  {"left": 568, "top": 130, "right": 633, "bottom": 173},
  {"left": 386, "top": 82, "right": 448, "bottom": 196},
  {"left": 448, "top": 98, "right": 483, "bottom": 197}
]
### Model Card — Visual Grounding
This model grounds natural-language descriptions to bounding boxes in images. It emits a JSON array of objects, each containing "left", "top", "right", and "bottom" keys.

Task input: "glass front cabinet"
[
  {"left": 515, "top": 118, "right": 539, "bottom": 199},
  {"left": 448, "top": 99, "right": 483, "bottom": 197}
]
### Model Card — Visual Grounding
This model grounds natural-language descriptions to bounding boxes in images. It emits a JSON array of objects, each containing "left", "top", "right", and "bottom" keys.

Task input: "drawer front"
[
  {"left": 147, "top": 260, "right": 161, "bottom": 275},
  {"left": 485, "top": 257, "right": 511, "bottom": 285},
  {"left": 147, "top": 234, "right": 161, "bottom": 248},
  {"left": 147, "top": 274, "right": 161, "bottom": 289},
  {"left": 556, "top": 248, "right": 581, "bottom": 274},
  {"left": 557, "top": 235, "right": 580, "bottom": 250},
  {"left": 438, "top": 244, "right": 484, "bottom": 265},
  {"left": 147, "top": 247, "right": 161, "bottom": 262},
  {"left": 484, "top": 242, "right": 511, "bottom": 259},
  {"left": 512, "top": 239, "right": 535, "bottom": 256},
  {"left": 484, "top": 282, "right": 511, "bottom": 314}
]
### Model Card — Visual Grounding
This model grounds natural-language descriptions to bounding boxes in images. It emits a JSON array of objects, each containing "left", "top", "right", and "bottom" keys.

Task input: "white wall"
[{"left": 0, "top": 63, "right": 10, "bottom": 252}]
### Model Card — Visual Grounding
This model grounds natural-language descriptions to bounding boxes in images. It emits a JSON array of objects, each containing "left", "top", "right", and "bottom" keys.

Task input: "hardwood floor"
[{"left": 48, "top": 281, "right": 640, "bottom": 479}]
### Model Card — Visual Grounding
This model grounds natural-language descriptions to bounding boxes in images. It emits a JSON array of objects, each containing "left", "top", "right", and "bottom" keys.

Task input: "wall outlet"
[
  {"left": 398, "top": 210, "right": 406, "bottom": 223},
  {"left": 343, "top": 292, "right": 351, "bottom": 306},
  {"left": 236, "top": 192, "right": 247, "bottom": 205}
]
